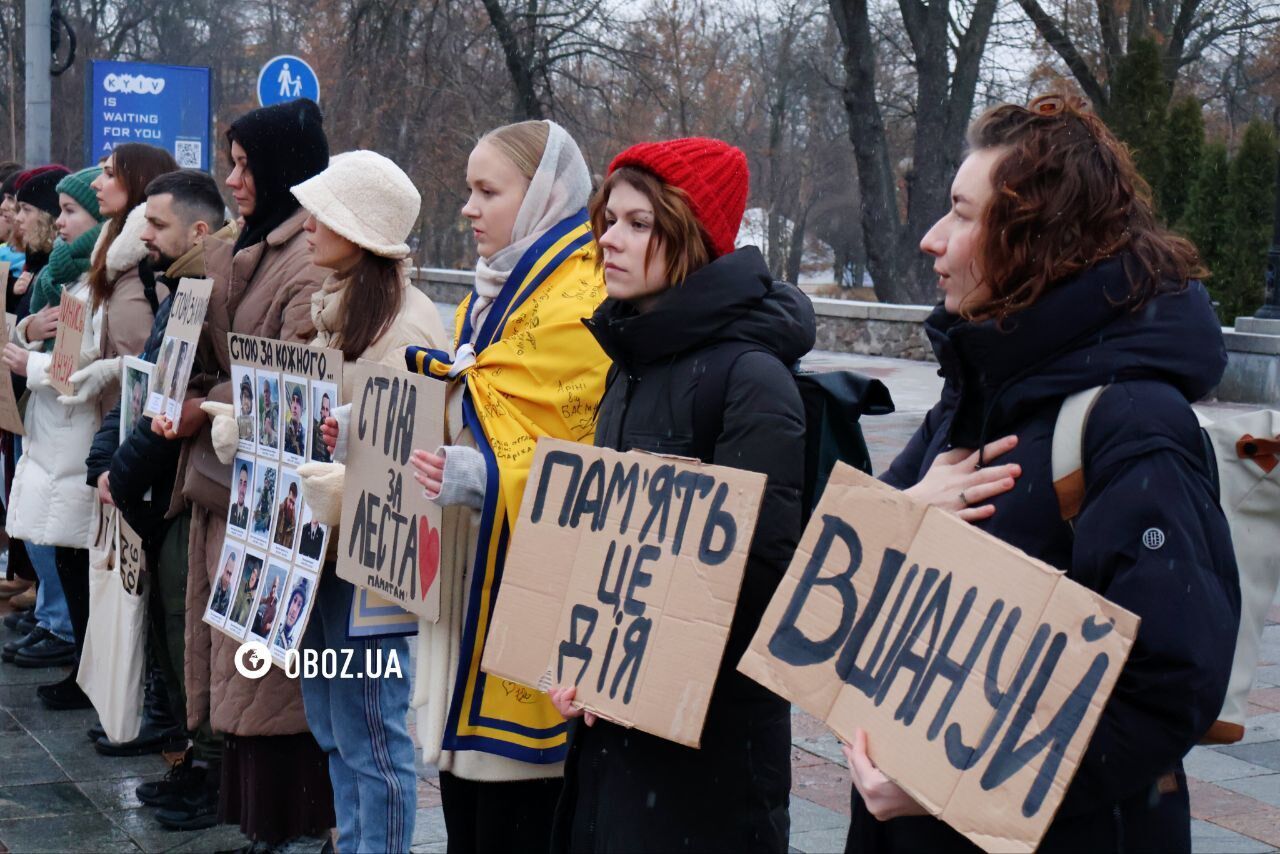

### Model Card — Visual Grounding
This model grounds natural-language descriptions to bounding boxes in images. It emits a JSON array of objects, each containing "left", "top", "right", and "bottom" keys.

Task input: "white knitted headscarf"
[{"left": 469, "top": 121, "right": 591, "bottom": 343}]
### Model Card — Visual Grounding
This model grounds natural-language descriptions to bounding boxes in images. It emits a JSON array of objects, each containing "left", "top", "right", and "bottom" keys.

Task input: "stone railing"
[
  {"left": 408, "top": 267, "right": 1277, "bottom": 402},
  {"left": 409, "top": 268, "right": 936, "bottom": 361}
]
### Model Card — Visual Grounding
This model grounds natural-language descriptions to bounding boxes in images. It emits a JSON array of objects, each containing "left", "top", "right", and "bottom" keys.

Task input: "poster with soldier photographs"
[
  {"left": 202, "top": 333, "right": 343, "bottom": 667},
  {"left": 143, "top": 278, "right": 213, "bottom": 428}
]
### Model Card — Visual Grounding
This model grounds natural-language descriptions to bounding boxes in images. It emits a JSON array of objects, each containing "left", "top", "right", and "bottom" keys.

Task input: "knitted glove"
[
  {"left": 57, "top": 357, "right": 121, "bottom": 406},
  {"left": 429, "top": 445, "right": 487, "bottom": 510},
  {"left": 200, "top": 401, "right": 238, "bottom": 464},
  {"left": 298, "top": 462, "right": 345, "bottom": 525},
  {"left": 331, "top": 403, "right": 352, "bottom": 463}
]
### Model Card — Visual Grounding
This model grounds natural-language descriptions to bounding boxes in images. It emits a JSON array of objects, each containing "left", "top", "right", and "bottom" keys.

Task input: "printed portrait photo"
[
  {"left": 258, "top": 373, "right": 281, "bottom": 457},
  {"left": 120, "top": 357, "right": 153, "bottom": 443},
  {"left": 250, "top": 560, "right": 290, "bottom": 641},
  {"left": 282, "top": 376, "right": 308, "bottom": 465},
  {"left": 270, "top": 468, "right": 302, "bottom": 559},
  {"left": 147, "top": 336, "right": 177, "bottom": 415},
  {"left": 271, "top": 569, "right": 316, "bottom": 654},
  {"left": 309, "top": 381, "right": 337, "bottom": 463},
  {"left": 205, "top": 541, "right": 245, "bottom": 626},
  {"left": 227, "top": 551, "right": 266, "bottom": 633},
  {"left": 296, "top": 501, "right": 327, "bottom": 571},
  {"left": 248, "top": 463, "right": 278, "bottom": 548},
  {"left": 227, "top": 456, "right": 255, "bottom": 536},
  {"left": 232, "top": 365, "right": 257, "bottom": 453}
]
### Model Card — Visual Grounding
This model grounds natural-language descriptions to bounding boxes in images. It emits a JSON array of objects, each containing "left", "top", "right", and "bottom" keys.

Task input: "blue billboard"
[{"left": 85, "top": 61, "right": 212, "bottom": 170}]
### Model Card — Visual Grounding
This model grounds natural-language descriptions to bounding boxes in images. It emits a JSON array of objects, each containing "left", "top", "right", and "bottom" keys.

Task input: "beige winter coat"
[{"left": 182, "top": 209, "right": 326, "bottom": 737}]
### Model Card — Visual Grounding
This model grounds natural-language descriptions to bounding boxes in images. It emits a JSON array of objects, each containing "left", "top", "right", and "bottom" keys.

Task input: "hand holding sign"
[
  {"left": 2, "top": 342, "right": 26, "bottom": 376},
  {"left": 482, "top": 439, "right": 766, "bottom": 747},
  {"left": 738, "top": 463, "right": 1139, "bottom": 853},
  {"left": 843, "top": 729, "right": 928, "bottom": 821}
]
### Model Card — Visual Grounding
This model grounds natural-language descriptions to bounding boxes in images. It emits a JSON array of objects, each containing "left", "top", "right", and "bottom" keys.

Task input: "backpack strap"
[
  {"left": 691, "top": 342, "right": 767, "bottom": 464},
  {"left": 139, "top": 262, "right": 161, "bottom": 316},
  {"left": 1051, "top": 385, "right": 1108, "bottom": 523}
]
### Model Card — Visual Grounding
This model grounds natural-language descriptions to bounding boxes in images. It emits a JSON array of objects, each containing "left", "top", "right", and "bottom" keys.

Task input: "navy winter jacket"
[
  {"left": 85, "top": 292, "right": 180, "bottom": 545},
  {"left": 852, "top": 257, "right": 1241, "bottom": 853}
]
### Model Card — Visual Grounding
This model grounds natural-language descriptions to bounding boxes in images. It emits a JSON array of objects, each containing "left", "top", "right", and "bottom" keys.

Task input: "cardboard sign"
[
  {"left": 203, "top": 333, "right": 341, "bottom": 667},
  {"left": 118, "top": 514, "right": 146, "bottom": 596},
  {"left": 144, "top": 277, "right": 212, "bottom": 427},
  {"left": 336, "top": 361, "right": 445, "bottom": 622},
  {"left": 737, "top": 464, "right": 1139, "bottom": 853},
  {"left": 0, "top": 263, "right": 25, "bottom": 435},
  {"left": 49, "top": 289, "right": 89, "bottom": 396},
  {"left": 481, "top": 439, "right": 766, "bottom": 748}
]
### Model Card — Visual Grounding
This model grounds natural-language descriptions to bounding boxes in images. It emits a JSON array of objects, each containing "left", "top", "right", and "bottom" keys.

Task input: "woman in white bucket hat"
[{"left": 212, "top": 149, "right": 449, "bottom": 854}]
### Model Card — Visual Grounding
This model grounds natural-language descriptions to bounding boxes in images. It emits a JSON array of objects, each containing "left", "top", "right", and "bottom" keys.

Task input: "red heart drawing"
[{"left": 419, "top": 516, "right": 440, "bottom": 598}]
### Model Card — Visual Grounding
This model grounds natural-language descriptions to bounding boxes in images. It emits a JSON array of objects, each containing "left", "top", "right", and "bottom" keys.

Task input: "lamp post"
[
  {"left": 1261, "top": 143, "right": 1280, "bottom": 319},
  {"left": 23, "top": 0, "right": 51, "bottom": 164}
]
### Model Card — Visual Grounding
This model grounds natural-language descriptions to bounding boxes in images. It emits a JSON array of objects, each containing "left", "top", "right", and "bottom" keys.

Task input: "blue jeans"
[
  {"left": 27, "top": 543, "right": 73, "bottom": 642},
  {"left": 301, "top": 574, "right": 416, "bottom": 854}
]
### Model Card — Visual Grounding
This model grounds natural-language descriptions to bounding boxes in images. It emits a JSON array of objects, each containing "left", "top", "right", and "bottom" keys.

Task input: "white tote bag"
[{"left": 76, "top": 504, "right": 147, "bottom": 744}]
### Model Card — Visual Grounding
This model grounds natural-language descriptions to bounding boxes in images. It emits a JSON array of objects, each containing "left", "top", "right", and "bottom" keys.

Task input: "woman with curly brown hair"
[{"left": 843, "top": 95, "right": 1240, "bottom": 852}]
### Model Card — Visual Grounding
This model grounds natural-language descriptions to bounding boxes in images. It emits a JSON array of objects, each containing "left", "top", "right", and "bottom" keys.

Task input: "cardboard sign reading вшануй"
[
  {"left": 48, "top": 289, "right": 89, "bottom": 397},
  {"left": 481, "top": 439, "right": 766, "bottom": 748},
  {"left": 737, "top": 464, "right": 1139, "bottom": 853},
  {"left": 335, "top": 361, "right": 445, "bottom": 622},
  {"left": 144, "top": 277, "right": 212, "bottom": 429}
]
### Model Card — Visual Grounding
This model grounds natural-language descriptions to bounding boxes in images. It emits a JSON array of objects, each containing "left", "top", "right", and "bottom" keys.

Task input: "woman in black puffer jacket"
[
  {"left": 844, "top": 95, "right": 1240, "bottom": 854},
  {"left": 549, "top": 138, "right": 815, "bottom": 853}
]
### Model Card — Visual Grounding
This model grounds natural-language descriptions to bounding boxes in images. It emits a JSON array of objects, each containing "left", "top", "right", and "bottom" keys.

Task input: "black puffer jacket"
[
  {"left": 553, "top": 247, "right": 815, "bottom": 853},
  {"left": 854, "top": 258, "right": 1241, "bottom": 853},
  {"left": 86, "top": 289, "right": 180, "bottom": 545}
]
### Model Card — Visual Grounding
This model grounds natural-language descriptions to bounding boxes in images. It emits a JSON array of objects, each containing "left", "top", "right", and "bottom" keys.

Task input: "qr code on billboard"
[{"left": 174, "top": 139, "right": 202, "bottom": 169}]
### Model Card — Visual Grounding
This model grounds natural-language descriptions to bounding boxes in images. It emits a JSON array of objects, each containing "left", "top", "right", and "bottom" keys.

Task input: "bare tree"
[
  {"left": 1014, "top": 0, "right": 1280, "bottom": 112},
  {"left": 829, "top": 0, "right": 997, "bottom": 303}
]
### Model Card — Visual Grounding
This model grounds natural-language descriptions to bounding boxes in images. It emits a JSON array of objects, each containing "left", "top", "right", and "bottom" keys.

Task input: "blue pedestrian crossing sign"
[{"left": 257, "top": 55, "right": 320, "bottom": 107}]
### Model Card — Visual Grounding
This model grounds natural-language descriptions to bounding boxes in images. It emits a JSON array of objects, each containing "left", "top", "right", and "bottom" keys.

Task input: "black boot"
[
  {"left": 154, "top": 760, "right": 220, "bottom": 831},
  {"left": 95, "top": 661, "right": 187, "bottom": 756},
  {"left": 137, "top": 750, "right": 205, "bottom": 808},
  {"left": 36, "top": 672, "right": 92, "bottom": 710}
]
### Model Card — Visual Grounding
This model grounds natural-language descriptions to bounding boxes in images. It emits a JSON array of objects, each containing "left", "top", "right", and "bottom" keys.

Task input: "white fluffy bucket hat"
[{"left": 290, "top": 150, "right": 420, "bottom": 259}]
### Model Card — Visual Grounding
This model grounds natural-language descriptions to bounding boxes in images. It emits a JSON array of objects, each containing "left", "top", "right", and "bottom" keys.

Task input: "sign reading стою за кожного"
[{"left": 85, "top": 61, "right": 211, "bottom": 170}]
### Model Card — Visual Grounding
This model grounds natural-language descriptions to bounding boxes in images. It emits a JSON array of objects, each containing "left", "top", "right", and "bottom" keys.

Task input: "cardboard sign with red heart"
[{"left": 336, "top": 360, "right": 446, "bottom": 622}]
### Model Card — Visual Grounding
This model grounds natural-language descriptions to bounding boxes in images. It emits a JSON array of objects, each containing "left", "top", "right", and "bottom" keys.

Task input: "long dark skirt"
[{"left": 219, "top": 732, "right": 336, "bottom": 845}]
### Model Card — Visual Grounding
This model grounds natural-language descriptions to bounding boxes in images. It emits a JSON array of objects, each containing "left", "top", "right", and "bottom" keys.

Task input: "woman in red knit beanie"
[{"left": 548, "top": 137, "right": 815, "bottom": 852}]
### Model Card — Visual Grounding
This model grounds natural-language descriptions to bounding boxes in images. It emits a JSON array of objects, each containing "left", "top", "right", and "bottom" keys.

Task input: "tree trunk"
[
  {"left": 829, "top": 0, "right": 995, "bottom": 304},
  {"left": 785, "top": 205, "right": 809, "bottom": 286},
  {"left": 481, "top": 0, "right": 545, "bottom": 120}
]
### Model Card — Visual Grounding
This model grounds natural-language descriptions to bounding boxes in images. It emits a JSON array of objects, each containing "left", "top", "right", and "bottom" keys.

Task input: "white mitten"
[
  {"left": 297, "top": 462, "right": 346, "bottom": 525},
  {"left": 58, "top": 357, "right": 122, "bottom": 406},
  {"left": 200, "top": 401, "right": 238, "bottom": 464}
]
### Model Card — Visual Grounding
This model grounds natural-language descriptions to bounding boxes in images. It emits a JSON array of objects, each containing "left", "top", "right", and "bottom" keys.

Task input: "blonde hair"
[
  {"left": 22, "top": 209, "right": 57, "bottom": 255},
  {"left": 481, "top": 121, "right": 549, "bottom": 181}
]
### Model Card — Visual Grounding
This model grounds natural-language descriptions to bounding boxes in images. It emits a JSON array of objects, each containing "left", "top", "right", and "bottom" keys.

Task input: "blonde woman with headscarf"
[{"left": 320, "top": 120, "right": 608, "bottom": 851}]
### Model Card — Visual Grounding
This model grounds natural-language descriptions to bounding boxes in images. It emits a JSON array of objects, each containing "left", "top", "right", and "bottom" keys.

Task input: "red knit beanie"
[{"left": 607, "top": 138, "right": 748, "bottom": 258}]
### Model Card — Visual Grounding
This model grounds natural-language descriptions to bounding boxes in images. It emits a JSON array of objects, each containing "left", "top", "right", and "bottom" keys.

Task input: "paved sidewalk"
[{"left": 1, "top": 350, "right": 1275, "bottom": 853}]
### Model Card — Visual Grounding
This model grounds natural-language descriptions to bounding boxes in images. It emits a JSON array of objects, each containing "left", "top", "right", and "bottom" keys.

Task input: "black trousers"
[
  {"left": 439, "top": 771, "right": 562, "bottom": 854},
  {"left": 54, "top": 547, "right": 90, "bottom": 658}
]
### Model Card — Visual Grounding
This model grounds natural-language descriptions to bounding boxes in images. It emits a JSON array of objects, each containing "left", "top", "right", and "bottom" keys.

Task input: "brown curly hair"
[{"left": 964, "top": 94, "right": 1205, "bottom": 321}]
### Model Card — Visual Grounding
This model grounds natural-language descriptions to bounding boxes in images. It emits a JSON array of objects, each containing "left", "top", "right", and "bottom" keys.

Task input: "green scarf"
[{"left": 29, "top": 223, "right": 103, "bottom": 351}]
